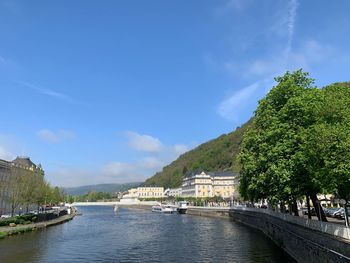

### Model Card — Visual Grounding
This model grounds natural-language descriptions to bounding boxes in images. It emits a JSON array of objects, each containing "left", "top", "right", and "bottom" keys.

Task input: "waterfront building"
[
  {"left": 181, "top": 170, "right": 238, "bottom": 198},
  {"left": 122, "top": 187, "right": 164, "bottom": 199},
  {"left": 164, "top": 187, "right": 182, "bottom": 197},
  {"left": 136, "top": 187, "right": 164, "bottom": 198},
  {"left": 0, "top": 156, "right": 44, "bottom": 215}
]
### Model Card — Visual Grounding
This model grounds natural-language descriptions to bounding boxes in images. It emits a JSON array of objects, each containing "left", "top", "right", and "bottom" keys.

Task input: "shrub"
[{"left": 0, "top": 232, "right": 6, "bottom": 239}]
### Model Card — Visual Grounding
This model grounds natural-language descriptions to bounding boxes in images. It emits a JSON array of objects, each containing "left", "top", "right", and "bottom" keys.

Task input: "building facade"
[
  {"left": 182, "top": 170, "right": 238, "bottom": 198},
  {"left": 123, "top": 187, "right": 164, "bottom": 199},
  {"left": 0, "top": 156, "right": 44, "bottom": 215},
  {"left": 136, "top": 187, "right": 164, "bottom": 198},
  {"left": 164, "top": 187, "right": 182, "bottom": 197}
]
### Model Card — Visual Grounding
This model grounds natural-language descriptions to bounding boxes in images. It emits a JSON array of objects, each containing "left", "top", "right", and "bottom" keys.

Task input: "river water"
[{"left": 0, "top": 206, "right": 295, "bottom": 263}]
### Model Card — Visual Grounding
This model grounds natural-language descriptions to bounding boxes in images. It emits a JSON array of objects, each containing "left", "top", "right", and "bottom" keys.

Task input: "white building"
[
  {"left": 164, "top": 187, "right": 182, "bottom": 197},
  {"left": 181, "top": 170, "right": 238, "bottom": 198},
  {"left": 122, "top": 187, "right": 164, "bottom": 200}
]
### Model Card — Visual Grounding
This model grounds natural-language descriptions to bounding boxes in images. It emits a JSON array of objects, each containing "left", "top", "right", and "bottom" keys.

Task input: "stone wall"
[
  {"left": 230, "top": 208, "right": 350, "bottom": 263},
  {"left": 186, "top": 206, "right": 230, "bottom": 218}
]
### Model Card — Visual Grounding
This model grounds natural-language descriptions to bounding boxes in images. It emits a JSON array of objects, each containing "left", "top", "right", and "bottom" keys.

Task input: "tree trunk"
[
  {"left": 306, "top": 195, "right": 312, "bottom": 219},
  {"left": 11, "top": 204, "right": 15, "bottom": 217},
  {"left": 280, "top": 201, "right": 285, "bottom": 213},
  {"left": 293, "top": 200, "right": 299, "bottom": 216},
  {"left": 310, "top": 193, "right": 327, "bottom": 222}
]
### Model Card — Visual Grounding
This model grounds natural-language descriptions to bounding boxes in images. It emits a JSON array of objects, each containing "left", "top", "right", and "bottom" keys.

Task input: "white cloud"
[
  {"left": 126, "top": 131, "right": 163, "bottom": 153},
  {"left": 138, "top": 157, "right": 164, "bottom": 170},
  {"left": 215, "top": 0, "right": 336, "bottom": 122},
  {"left": 0, "top": 146, "right": 15, "bottom": 161},
  {"left": 37, "top": 129, "right": 75, "bottom": 143},
  {"left": 101, "top": 158, "right": 163, "bottom": 183},
  {"left": 218, "top": 78, "right": 274, "bottom": 121},
  {"left": 217, "top": 39, "right": 335, "bottom": 122},
  {"left": 0, "top": 134, "right": 24, "bottom": 161},
  {"left": 17, "top": 81, "right": 77, "bottom": 104},
  {"left": 102, "top": 162, "right": 135, "bottom": 177}
]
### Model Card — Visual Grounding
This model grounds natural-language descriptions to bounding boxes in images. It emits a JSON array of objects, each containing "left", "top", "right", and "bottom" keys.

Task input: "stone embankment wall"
[
  {"left": 230, "top": 208, "right": 350, "bottom": 263},
  {"left": 186, "top": 207, "right": 230, "bottom": 218}
]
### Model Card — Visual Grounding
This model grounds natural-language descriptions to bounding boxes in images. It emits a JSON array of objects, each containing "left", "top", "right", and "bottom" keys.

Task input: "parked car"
[
  {"left": 330, "top": 208, "right": 344, "bottom": 218},
  {"left": 302, "top": 207, "right": 316, "bottom": 216},
  {"left": 324, "top": 207, "right": 339, "bottom": 217},
  {"left": 333, "top": 208, "right": 345, "bottom": 219},
  {"left": 339, "top": 211, "right": 345, "bottom": 220},
  {"left": 0, "top": 214, "right": 12, "bottom": 219}
]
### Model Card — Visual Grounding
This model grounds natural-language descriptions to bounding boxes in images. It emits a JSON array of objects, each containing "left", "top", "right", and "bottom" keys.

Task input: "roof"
[
  {"left": 184, "top": 169, "right": 238, "bottom": 178},
  {"left": 207, "top": 171, "right": 237, "bottom": 177},
  {"left": 11, "top": 156, "right": 36, "bottom": 168}
]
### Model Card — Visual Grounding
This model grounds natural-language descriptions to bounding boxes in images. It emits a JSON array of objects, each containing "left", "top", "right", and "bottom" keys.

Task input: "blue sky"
[{"left": 1, "top": 0, "right": 349, "bottom": 187}]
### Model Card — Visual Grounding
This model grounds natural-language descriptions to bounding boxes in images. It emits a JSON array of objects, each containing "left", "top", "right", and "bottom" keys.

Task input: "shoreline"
[{"left": 0, "top": 211, "right": 76, "bottom": 239}]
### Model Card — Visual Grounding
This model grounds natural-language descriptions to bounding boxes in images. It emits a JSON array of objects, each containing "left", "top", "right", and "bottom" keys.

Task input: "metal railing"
[{"left": 232, "top": 206, "right": 350, "bottom": 240}]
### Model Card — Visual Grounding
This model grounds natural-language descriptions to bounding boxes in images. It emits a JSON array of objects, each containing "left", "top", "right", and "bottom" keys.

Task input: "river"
[{"left": 0, "top": 206, "right": 295, "bottom": 262}]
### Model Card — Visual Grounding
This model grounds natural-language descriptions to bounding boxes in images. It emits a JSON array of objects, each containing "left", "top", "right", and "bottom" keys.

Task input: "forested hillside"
[{"left": 143, "top": 120, "right": 252, "bottom": 188}]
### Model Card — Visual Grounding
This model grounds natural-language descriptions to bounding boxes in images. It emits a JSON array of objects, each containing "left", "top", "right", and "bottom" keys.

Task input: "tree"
[
  {"left": 7, "top": 167, "right": 27, "bottom": 216},
  {"left": 239, "top": 70, "right": 315, "bottom": 213},
  {"left": 238, "top": 70, "right": 350, "bottom": 221}
]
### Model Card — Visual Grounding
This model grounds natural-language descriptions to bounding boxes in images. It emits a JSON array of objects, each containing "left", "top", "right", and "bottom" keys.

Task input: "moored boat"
[
  {"left": 152, "top": 204, "right": 175, "bottom": 213},
  {"left": 177, "top": 201, "right": 187, "bottom": 214}
]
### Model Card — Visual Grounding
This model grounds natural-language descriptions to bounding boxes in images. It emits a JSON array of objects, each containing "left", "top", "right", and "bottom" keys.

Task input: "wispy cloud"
[
  {"left": 102, "top": 156, "right": 165, "bottom": 181},
  {"left": 215, "top": 0, "right": 304, "bottom": 122},
  {"left": 0, "top": 134, "right": 23, "bottom": 161},
  {"left": 285, "top": 0, "right": 298, "bottom": 60},
  {"left": 126, "top": 131, "right": 163, "bottom": 153},
  {"left": 48, "top": 132, "right": 194, "bottom": 186},
  {"left": 37, "top": 129, "right": 76, "bottom": 143},
  {"left": 218, "top": 78, "right": 274, "bottom": 121},
  {"left": 16, "top": 81, "right": 77, "bottom": 104}
]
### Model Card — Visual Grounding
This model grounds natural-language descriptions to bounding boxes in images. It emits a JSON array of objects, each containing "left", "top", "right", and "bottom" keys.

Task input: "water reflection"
[{"left": 0, "top": 206, "right": 295, "bottom": 263}]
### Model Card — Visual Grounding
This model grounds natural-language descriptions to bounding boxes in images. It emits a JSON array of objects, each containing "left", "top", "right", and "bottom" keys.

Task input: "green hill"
[
  {"left": 63, "top": 182, "right": 141, "bottom": 196},
  {"left": 143, "top": 120, "right": 252, "bottom": 188}
]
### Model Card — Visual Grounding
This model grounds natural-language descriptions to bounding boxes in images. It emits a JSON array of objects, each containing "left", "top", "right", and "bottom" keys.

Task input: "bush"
[{"left": 0, "top": 231, "right": 6, "bottom": 239}]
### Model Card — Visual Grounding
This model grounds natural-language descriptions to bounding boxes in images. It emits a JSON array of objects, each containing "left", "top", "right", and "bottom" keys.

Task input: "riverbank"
[{"left": 0, "top": 211, "right": 76, "bottom": 239}]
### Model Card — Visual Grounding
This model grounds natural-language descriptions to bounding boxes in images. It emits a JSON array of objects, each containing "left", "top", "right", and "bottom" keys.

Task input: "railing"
[{"left": 232, "top": 206, "right": 350, "bottom": 240}]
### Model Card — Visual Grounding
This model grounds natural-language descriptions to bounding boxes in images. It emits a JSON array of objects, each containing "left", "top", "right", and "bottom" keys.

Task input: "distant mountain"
[
  {"left": 63, "top": 182, "right": 141, "bottom": 196},
  {"left": 143, "top": 119, "right": 252, "bottom": 188}
]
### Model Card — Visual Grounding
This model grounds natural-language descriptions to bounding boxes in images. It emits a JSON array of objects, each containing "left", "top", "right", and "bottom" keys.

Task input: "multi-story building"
[
  {"left": 136, "top": 187, "right": 164, "bottom": 198},
  {"left": 0, "top": 156, "right": 44, "bottom": 215},
  {"left": 182, "top": 170, "right": 238, "bottom": 198},
  {"left": 122, "top": 187, "right": 164, "bottom": 199}
]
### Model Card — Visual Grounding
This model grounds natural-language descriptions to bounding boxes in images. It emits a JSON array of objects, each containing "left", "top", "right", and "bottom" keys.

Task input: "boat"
[
  {"left": 114, "top": 205, "right": 119, "bottom": 212},
  {"left": 151, "top": 204, "right": 175, "bottom": 213},
  {"left": 177, "top": 201, "right": 187, "bottom": 214}
]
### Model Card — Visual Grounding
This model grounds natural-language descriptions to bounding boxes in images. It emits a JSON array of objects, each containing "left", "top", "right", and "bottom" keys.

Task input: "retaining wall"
[{"left": 230, "top": 208, "right": 350, "bottom": 263}]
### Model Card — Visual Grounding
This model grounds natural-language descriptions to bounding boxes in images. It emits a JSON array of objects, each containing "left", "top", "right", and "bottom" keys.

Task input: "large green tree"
[{"left": 239, "top": 70, "right": 350, "bottom": 222}]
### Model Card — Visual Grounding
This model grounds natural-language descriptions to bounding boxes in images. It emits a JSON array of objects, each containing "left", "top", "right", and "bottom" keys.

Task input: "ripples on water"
[{"left": 0, "top": 206, "right": 295, "bottom": 263}]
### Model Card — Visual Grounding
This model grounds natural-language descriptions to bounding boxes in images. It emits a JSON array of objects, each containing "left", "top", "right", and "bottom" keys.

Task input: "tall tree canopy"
[{"left": 239, "top": 70, "right": 350, "bottom": 222}]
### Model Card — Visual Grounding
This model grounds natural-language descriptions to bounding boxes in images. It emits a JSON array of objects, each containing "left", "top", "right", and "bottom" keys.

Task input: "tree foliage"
[
  {"left": 2, "top": 168, "right": 66, "bottom": 216},
  {"left": 239, "top": 70, "right": 350, "bottom": 221}
]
